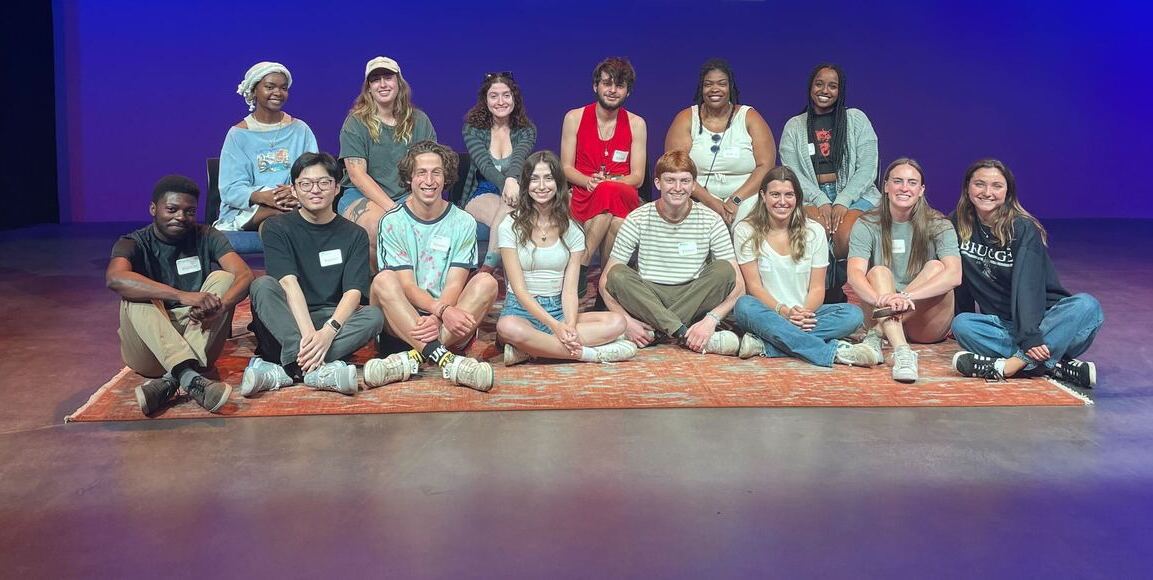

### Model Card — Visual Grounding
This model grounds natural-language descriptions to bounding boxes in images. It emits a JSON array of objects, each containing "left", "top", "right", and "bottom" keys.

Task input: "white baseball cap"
[{"left": 364, "top": 56, "right": 401, "bottom": 78}]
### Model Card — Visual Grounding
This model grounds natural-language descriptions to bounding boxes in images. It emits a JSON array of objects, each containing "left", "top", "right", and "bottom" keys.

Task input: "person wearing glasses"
[
  {"left": 242, "top": 152, "right": 384, "bottom": 397},
  {"left": 949, "top": 159, "right": 1103, "bottom": 389},
  {"left": 460, "top": 72, "right": 537, "bottom": 272},
  {"left": 214, "top": 61, "right": 318, "bottom": 232},
  {"left": 663, "top": 58, "right": 776, "bottom": 226},
  {"left": 779, "top": 64, "right": 881, "bottom": 302},
  {"left": 846, "top": 158, "right": 961, "bottom": 383},
  {"left": 338, "top": 56, "right": 437, "bottom": 269},
  {"left": 108, "top": 175, "right": 254, "bottom": 416},
  {"left": 561, "top": 57, "right": 647, "bottom": 295}
]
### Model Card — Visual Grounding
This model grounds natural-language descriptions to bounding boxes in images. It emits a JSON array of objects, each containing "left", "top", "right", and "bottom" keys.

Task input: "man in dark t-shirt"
[
  {"left": 107, "top": 175, "right": 254, "bottom": 416},
  {"left": 243, "top": 152, "right": 384, "bottom": 397}
]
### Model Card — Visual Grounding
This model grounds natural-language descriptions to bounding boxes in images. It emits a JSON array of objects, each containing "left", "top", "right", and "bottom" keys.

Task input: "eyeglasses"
[
  {"left": 710, "top": 133, "right": 722, "bottom": 154},
  {"left": 295, "top": 177, "right": 336, "bottom": 192},
  {"left": 485, "top": 71, "right": 514, "bottom": 80}
]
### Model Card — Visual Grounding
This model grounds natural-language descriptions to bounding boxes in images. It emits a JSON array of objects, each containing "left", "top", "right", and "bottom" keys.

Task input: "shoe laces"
[{"left": 893, "top": 347, "right": 917, "bottom": 368}]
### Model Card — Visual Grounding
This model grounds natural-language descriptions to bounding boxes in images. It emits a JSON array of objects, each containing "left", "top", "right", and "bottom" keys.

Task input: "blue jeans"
[
  {"left": 951, "top": 293, "right": 1103, "bottom": 372},
  {"left": 821, "top": 182, "right": 874, "bottom": 211},
  {"left": 337, "top": 186, "right": 408, "bottom": 214},
  {"left": 500, "top": 292, "right": 563, "bottom": 334},
  {"left": 733, "top": 296, "right": 864, "bottom": 367}
]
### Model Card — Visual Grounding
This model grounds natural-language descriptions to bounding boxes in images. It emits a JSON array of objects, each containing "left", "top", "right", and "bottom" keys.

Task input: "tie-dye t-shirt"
[{"left": 377, "top": 202, "right": 478, "bottom": 299}]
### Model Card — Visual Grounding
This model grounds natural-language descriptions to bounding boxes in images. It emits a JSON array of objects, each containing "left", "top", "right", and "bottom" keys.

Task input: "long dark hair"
[
  {"left": 739, "top": 166, "right": 808, "bottom": 262},
  {"left": 511, "top": 151, "right": 574, "bottom": 249},
  {"left": 464, "top": 73, "right": 532, "bottom": 130},
  {"left": 803, "top": 63, "right": 848, "bottom": 171},
  {"left": 861, "top": 158, "right": 949, "bottom": 279},
  {"left": 954, "top": 158, "right": 1047, "bottom": 247}
]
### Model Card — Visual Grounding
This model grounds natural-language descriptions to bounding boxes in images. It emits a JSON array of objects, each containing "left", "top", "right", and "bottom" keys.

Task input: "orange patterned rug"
[{"left": 66, "top": 296, "right": 1091, "bottom": 422}]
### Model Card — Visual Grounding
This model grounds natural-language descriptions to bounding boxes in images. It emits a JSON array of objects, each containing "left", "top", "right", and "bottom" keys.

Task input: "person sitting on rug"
[
  {"left": 107, "top": 175, "right": 254, "bottom": 416},
  {"left": 242, "top": 152, "right": 385, "bottom": 397},
  {"left": 600, "top": 150, "right": 744, "bottom": 354},
  {"left": 663, "top": 58, "right": 776, "bottom": 226},
  {"left": 496, "top": 150, "right": 637, "bottom": 366},
  {"left": 460, "top": 72, "right": 537, "bottom": 272},
  {"left": 214, "top": 61, "right": 319, "bottom": 232},
  {"left": 365, "top": 141, "right": 498, "bottom": 392},
  {"left": 338, "top": 56, "right": 437, "bottom": 269},
  {"left": 561, "top": 56, "right": 647, "bottom": 295},
  {"left": 779, "top": 63, "right": 882, "bottom": 302},
  {"left": 732, "top": 166, "right": 878, "bottom": 367},
  {"left": 846, "top": 158, "right": 962, "bottom": 383},
  {"left": 950, "top": 159, "right": 1104, "bottom": 388}
]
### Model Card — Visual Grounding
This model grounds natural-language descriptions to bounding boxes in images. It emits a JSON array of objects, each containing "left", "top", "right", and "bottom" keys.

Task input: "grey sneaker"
[
  {"left": 834, "top": 340, "right": 881, "bottom": 367},
  {"left": 503, "top": 343, "right": 531, "bottom": 366},
  {"left": 443, "top": 356, "right": 494, "bottom": 392},
  {"left": 364, "top": 353, "right": 415, "bottom": 388},
  {"left": 591, "top": 339, "right": 638, "bottom": 362},
  {"left": 240, "top": 357, "right": 293, "bottom": 397},
  {"left": 891, "top": 345, "right": 919, "bottom": 383},
  {"left": 304, "top": 360, "right": 358, "bottom": 395},
  {"left": 861, "top": 328, "right": 885, "bottom": 364},
  {"left": 738, "top": 333, "right": 765, "bottom": 359},
  {"left": 1050, "top": 357, "right": 1096, "bottom": 389},
  {"left": 186, "top": 375, "right": 232, "bottom": 413},
  {"left": 135, "top": 376, "right": 179, "bottom": 416},
  {"left": 703, "top": 330, "right": 740, "bottom": 356}
]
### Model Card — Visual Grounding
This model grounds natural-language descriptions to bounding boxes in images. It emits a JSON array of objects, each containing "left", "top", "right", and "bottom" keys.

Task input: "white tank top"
[{"left": 689, "top": 104, "right": 756, "bottom": 201}]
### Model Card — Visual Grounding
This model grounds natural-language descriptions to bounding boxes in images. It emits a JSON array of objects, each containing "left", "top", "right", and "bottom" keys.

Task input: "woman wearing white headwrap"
[{"left": 214, "top": 61, "right": 319, "bottom": 231}]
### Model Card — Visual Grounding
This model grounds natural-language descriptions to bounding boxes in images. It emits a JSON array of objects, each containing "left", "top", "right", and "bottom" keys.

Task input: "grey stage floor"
[{"left": 1, "top": 221, "right": 1150, "bottom": 578}]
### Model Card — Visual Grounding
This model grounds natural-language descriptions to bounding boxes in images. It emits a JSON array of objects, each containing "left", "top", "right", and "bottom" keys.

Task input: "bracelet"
[
  {"left": 899, "top": 291, "right": 913, "bottom": 302},
  {"left": 775, "top": 304, "right": 787, "bottom": 315},
  {"left": 436, "top": 303, "right": 450, "bottom": 318},
  {"left": 705, "top": 312, "right": 722, "bottom": 324}
]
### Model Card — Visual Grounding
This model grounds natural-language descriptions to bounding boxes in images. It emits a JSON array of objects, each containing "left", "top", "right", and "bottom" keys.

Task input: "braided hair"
[{"left": 803, "top": 63, "right": 848, "bottom": 171}]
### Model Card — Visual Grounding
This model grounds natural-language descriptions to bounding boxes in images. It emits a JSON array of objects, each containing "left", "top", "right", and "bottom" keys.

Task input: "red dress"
[{"left": 570, "top": 103, "right": 640, "bottom": 222}]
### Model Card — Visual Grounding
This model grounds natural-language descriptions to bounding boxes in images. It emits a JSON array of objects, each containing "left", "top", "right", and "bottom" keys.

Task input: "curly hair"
[
  {"left": 397, "top": 141, "right": 459, "bottom": 192},
  {"left": 693, "top": 58, "right": 740, "bottom": 107},
  {"left": 592, "top": 57, "right": 636, "bottom": 90},
  {"left": 464, "top": 73, "right": 532, "bottom": 130},
  {"left": 349, "top": 70, "right": 417, "bottom": 144}
]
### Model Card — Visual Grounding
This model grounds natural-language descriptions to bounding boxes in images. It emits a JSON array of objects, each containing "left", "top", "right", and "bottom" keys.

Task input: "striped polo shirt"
[{"left": 610, "top": 201, "right": 736, "bottom": 285}]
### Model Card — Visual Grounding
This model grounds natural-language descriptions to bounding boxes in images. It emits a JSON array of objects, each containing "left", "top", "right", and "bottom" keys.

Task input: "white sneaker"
[
  {"left": 503, "top": 344, "right": 531, "bottom": 366},
  {"left": 240, "top": 357, "right": 293, "bottom": 397},
  {"left": 703, "top": 330, "right": 740, "bottom": 356},
  {"left": 891, "top": 346, "right": 919, "bottom": 383},
  {"left": 738, "top": 334, "right": 764, "bottom": 359},
  {"left": 443, "top": 356, "right": 494, "bottom": 392},
  {"left": 834, "top": 340, "right": 881, "bottom": 367},
  {"left": 861, "top": 328, "right": 885, "bottom": 364},
  {"left": 591, "top": 339, "right": 638, "bottom": 362},
  {"left": 304, "top": 360, "right": 358, "bottom": 395},
  {"left": 364, "top": 353, "right": 415, "bottom": 388}
]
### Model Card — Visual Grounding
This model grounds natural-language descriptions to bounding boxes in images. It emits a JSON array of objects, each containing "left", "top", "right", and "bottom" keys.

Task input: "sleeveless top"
[
  {"left": 689, "top": 104, "right": 755, "bottom": 201},
  {"left": 574, "top": 104, "right": 633, "bottom": 184}
]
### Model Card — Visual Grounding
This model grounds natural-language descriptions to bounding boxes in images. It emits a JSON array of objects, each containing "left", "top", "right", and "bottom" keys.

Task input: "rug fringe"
[
  {"left": 1044, "top": 376, "right": 1095, "bottom": 406},
  {"left": 65, "top": 366, "right": 134, "bottom": 422}
]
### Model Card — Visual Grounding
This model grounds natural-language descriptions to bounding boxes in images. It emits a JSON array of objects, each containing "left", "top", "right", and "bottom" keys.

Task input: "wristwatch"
[{"left": 326, "top": 319, "right": 342, "bottom": 334}]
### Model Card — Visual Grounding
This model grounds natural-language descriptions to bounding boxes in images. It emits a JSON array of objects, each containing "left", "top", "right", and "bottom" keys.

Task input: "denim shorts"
[
  {"left": 500, "top": 292, "right": 563, "bottom": 334},
  {"left": 337, "top": 186, "right": 408, "bottom": 214},
  {"left": 820, "top": 182, "right": 874, "bottom": 211}
]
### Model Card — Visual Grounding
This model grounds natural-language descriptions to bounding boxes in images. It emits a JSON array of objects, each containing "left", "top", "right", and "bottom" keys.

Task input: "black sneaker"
[
  {"left": 185, "top": 376, "right": 233, "bottom": 413},
  {"left": 134, "top": 376, "right": 178, "bottom": 416},
  {"left": 1050, "top": 358, "right": 1097, "bottom": 389},
  {"left": 951, "top": 351, "right": 1005, "bottom": 381}
]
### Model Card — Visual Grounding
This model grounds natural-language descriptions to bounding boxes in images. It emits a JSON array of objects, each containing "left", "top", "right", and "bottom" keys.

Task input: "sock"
[
  {"left": 578, "top": 347, "right": 598, "bottom": 362},
  {"left": 422, "top": 341, "right": 456, "bottom": 368},
  {"left": 283, "top": 362, "right": 304, "bottom": 383},
  {"left": 673, "top": 325, "right": 688, "bottom": 341},
  {"left": 173, "top": 361, "right": 200, "bottom": 389},
  {"left": 994, "top": 358, "right": 1007, "bottom": 376},
  {"left": 406, "top": 349, "right": 425, "bottom": 364}
]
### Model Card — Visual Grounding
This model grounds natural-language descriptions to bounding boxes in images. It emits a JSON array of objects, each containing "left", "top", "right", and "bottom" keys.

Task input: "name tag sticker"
[
  {"left": 677, "top": 241, "right": 699, "bottom": 256},
  {"left": 176, "top": 256, "right": 202, "bottom": 275},
  {"left": 319, "top": 249, "right": 343, "bottom": 267},
  {"left": 722, "top": 149, "right": 741, "bottom": 160},
  {"left": 892, "top": 239, "right": 907, "bottom": 254},
  {"left": 807, "top": 143, "right": 816, "bottom": 156},
  {"left": 611, "top": 149, "right": 629, "bottom": 163},
  {"left": 429, "top": 235, "right": 451, "bottom": 253}
]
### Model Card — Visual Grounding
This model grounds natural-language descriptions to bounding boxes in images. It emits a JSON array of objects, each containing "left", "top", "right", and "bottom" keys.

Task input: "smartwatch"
[{"left": 326, "top": 319, "right": 342, "bottom": 334}]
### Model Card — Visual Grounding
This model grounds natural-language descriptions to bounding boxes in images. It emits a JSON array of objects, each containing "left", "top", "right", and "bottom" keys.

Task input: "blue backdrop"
[{"left": 54, "top": 0, "right": 1152, "bottom": 221}]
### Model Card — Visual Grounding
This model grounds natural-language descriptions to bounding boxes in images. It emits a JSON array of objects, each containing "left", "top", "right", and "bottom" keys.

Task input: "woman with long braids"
[
  {"left": 663, "top": 58, "right": 776, "bottom": 225},
  {"left": 950, "top": 159, "right": 1103, "bottom": 388},
  {"left": 779, "top": 63, "right": 881, "bottom": 301},
  {"left": 846, "top": 158, "right": 961, "bottom": 383},
  {"left": 338, "top": 56, "right": 437, "bottom": 267},
  {"left": 495, "top": 151, "right": 637, "bottom": 366},
  {"left": 732, "top": 166, "right": 878, "bottom": 367}
]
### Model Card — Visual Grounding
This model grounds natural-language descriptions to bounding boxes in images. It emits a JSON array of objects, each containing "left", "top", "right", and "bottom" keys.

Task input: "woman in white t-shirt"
[
  {"left": 731, "top": 166, "right": 878, "bottom": 367},
  {"left": 496, "top": 151, "right": 637, "bottom": 366}
]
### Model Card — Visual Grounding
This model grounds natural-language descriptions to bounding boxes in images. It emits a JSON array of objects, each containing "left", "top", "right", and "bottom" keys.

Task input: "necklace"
[
  {"left": 246, "top": 114, "right": 291, "bottom": 148},
  {"left": 534, "top": 220, "right": 553, "bottom": 243}
]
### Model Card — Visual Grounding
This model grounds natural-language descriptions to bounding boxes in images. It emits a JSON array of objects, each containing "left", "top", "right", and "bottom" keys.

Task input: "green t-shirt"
[
  {"left": 848, "top": 216, "right": 959, "bottom": 290},
  {"left": 338, "top": 110, "right": 437, "bottom": 200}
]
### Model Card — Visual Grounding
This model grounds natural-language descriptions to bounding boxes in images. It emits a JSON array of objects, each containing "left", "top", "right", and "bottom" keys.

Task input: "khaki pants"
[
  {"left": 118, "top": 270, "right": 234, "bottom": 377},
  {"left": 605, "top": 260, "right": 735, "bottom": 336}
]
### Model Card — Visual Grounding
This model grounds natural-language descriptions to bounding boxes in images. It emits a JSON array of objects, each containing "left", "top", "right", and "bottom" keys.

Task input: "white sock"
[
  {"left": 579, "top": 347, "right": 598, "bottom": 362},
  {"left": 994, "top": 358, "right": 1007, "bottom": 376}
]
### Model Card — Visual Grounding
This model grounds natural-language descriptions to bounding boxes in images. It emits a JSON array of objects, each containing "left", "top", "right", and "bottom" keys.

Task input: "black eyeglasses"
[
  {"left": 485, "top": 71, "right": 514, "bottom": 80},
  {"left": 710, "top": 133, "right": 722, "bottom": 154}
]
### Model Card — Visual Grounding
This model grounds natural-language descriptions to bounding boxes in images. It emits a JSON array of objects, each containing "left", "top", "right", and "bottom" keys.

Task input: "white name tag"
[
  {"left": 677, "top": 241, "right": 699, "bottom": 256},
  {"left": 892, "top": 239, "right": 907, "bottom": 254},
  {"left": 611, "top": 149, "right": 629, "bottom": 163},
  {"left": 429, "top": 235, "right": 451, "bottom": 253},
  {"left": 807, "top": 142, "right": 816, "bottom": 156},
  {"left": 721, "top": 149, "right": 740, "bottom": 160},
  {"left": 175, "top": 256, "right": 202, "bottom": 275},
  {"left": 319, "top": 249, "right": 343, "bottom": 267}
]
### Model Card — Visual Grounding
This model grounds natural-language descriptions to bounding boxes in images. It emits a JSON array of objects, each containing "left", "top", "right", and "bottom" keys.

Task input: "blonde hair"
[
  {"left": 739, "top": 166, "right": 808, "bottom": 262},
  {"left": 349, "top": 72, "right": 416, "bottom": 144}
]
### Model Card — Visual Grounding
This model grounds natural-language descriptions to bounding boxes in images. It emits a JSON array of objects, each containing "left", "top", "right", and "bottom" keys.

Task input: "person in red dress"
[{"left": 560, "top": 57, "right": 647, "bottom": 294}]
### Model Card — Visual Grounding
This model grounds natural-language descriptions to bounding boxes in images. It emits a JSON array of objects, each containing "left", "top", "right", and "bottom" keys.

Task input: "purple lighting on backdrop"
[{"left": 55, "top": 0, "right": 1152, "bottom": 222}]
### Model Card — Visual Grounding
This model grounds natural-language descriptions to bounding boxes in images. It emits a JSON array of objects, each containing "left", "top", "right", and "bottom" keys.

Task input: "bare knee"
[
  {"left": 469, "top": 271, "right": 499, "bottom": 299},
  {"left": 496, "top": 316, "right": 531, "bottom": 344},
  {"left": 371, "top": 270, "right": 404, "bottom": 303}
]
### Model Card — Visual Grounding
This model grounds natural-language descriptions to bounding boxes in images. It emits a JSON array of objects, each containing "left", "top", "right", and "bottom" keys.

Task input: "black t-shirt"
[
  {"left": 110, "top": 224, "right": 235, "bottom": 309},
  {"left": 809, "top": 111, "right": 836, "bottom": 175},
  {"left": 261, "top": 210, "right": 371, "bottom": 311}
]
